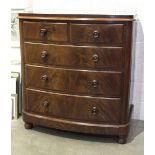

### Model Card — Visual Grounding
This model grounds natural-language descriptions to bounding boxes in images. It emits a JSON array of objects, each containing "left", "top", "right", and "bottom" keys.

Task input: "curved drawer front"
[
  {"left": 23, "top": 21, "right": 68, "bottom": 42},
  {"left": 25, "top": 65, "right": 122, "bottom": 97},
  {"left": 26, "top": 89, "right": 121, "bottom": 123},
  {"left": 70, "top": 24, "right": 124, "bottom": 46},
  {"left": 24, "top": 43, "right": 123, "bottom": 70}
]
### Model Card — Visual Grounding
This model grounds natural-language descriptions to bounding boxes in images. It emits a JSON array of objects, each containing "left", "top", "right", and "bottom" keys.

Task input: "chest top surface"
[{"left": 18, "top": 13, "right": 134, "bottom": 22}]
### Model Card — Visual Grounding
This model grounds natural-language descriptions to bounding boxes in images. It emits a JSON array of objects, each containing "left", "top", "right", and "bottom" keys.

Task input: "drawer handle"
[
  {"left": 40, "top": 28, "right": 48, "bottom": 37},
  {"left": 92, "top": 54, "right": 99, "bottom": 62},
  {"left": 93, "top": 30, "right": 100, "bottom": 40},
  {"left": 41, "top": 51, "right": 48, "bottom": 58},
  {"left": 91, "top": 80, "right": 98, "bottom": 88},
  {"left": 43, "top": 101, "right": 49, "bottom": 108},
  {"left": 41, "top": 75, "right": 49, "bottom": 82},
  {"left": 91, "top": 106, "right": 97, "bottom": 114}
]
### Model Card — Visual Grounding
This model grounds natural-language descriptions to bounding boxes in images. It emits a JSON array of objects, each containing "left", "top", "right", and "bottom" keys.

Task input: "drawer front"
[
  {"left": 70, "top": 24, "right": 124, "bottom": 45},
  {"left": 26, "top": 89, "right": 121, "bottom": 123},
  {"left": 24, "top": 43, "right": 123, "bottom": 70},
  {"left": 23, "top": 22, "right": 68, "bottom": 42},
  {"left": 25, "top": 65, "right": 122, "bottom": 97}
]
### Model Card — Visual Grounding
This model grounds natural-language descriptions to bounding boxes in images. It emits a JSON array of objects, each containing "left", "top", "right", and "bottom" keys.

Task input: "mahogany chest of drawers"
[{"left": 18, "top": 13, "right": 134, "bottom": 144}]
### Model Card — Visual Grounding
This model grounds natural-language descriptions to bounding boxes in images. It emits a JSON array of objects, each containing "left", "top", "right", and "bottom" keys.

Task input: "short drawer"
[
  {"left": 70, "top": 24, "right": 124, "bottom": 45},
  {"left": 26, "top": 89, "right": 121, "bottom": 123},
  {"left": 25, "top": 65, "right": 122, "bottom": 97},
  {"left": 23, "top": 21, "right": 68, "bottom": 42},
  {"left": 24, "top": 43, "right": 123, "bottom": 70}
]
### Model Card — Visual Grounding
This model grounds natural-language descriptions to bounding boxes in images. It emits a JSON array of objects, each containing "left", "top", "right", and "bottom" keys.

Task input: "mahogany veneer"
[{"left": 18, "top": 13, "right": 134, "bottom": 144}]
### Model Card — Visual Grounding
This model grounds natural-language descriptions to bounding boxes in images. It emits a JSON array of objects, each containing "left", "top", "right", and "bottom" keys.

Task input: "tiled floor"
[{"left": 12, "top": 118, "right": 144, "bottom": 155}]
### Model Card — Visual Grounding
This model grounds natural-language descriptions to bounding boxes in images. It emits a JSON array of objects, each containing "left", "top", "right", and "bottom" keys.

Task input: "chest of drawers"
[{"left": 18, "top": 13, "right": 134, "bottom": 144}]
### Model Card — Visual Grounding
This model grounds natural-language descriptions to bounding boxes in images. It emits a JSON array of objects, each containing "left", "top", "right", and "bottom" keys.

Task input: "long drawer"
[
  {"left": 24, "top": 43, "right": 123, "bottom": 70},
  {"left": 26, "top": 89, "right": 121, "bottom": 123},
  {"left": 25, "top": 65, "right": 122, "bottom": 97},
  {"left": 70, "top": 24, "right": 124, "bottom": 46},
  {"left": 23, "top": 21, "right": 68, "bottom": 42}
]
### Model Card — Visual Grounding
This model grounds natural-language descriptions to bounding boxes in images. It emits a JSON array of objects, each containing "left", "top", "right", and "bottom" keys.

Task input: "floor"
[{"left": 12, "top": 117, "right": 144, "bottom": 155}]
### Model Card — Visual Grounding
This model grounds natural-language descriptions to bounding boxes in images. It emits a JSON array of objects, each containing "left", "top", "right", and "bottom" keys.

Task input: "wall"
[
  {"left": 30, "top": 0, "right": 143, "bottom": 19},
  {"left": 130, "top": 18, "right": 144, "bottom": 120},
  {"left": 12, "top": 0, "right": 144, "bottom": 120}
]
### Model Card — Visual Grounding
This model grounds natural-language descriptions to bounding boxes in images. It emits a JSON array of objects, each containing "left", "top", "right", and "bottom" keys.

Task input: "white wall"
[
  {"left": 130, "top": 20, "right": 144, "bottom": 120},
  {"left": 30, "top": 0, "right": 143, "bottom": 19},
  {"left": 11, "top": 0, "right": 29, "bottom": 9},
  {"left": 14, "top": 0, "right": 144, "bottom": 120}
]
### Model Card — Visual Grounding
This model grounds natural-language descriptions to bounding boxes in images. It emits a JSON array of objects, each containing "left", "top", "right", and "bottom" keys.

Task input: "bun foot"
[
  {"left": 24, "top": 122, "right": 33, "bottom": 129},
  {"left": 118, "top": 135, "right": 127, "bottom": 144}
]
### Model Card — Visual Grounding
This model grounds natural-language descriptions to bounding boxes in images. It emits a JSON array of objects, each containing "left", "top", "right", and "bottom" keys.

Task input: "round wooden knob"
[
  {"left": 41, "top": 75, "right": 48, "bottom": 82},
  {"left": 91, "top": 80, "right": 98, "bottom": 88},
  {"left": 91, "top": 106, "right": 97, "bottom": 114},
  {"left": 41, "top": 51, "right": 48, "bottom": 58},
  {"left": 43, "top": 101, "right": 49, "bottom": 108},
  {"left": 92, "top": 54, "right": 99, "bottom": 62},
  {"left": 93, "top": 30, "right": 100, "bottom": 39},
  {"left": 40, "top": 28, "right": 48, "bottom": 37}
]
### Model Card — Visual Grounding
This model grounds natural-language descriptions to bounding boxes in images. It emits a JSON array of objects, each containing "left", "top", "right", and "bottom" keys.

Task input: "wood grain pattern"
[
  {"left": 70, "top": 24, "right": 124, "bottom": 46},
  {"left": 23, "top": 21, "right": 68, "bottom": 42},
  {"left": 24, "top": 42, "right": 123, "bottom": 70},
  {"left": 25, "top": 65, "right": 122, "bottom": 97},
  {"left": 26, "top": 89, "right": 121, "bottom": 123}
]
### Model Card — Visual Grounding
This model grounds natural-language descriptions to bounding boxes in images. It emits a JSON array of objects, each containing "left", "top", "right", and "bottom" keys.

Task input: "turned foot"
[
  {"left": 24, "top": 122, "right": 33, "bottom": 129},
  {"left": 118, "top": 135, "right": 127, "bottom": 144}
]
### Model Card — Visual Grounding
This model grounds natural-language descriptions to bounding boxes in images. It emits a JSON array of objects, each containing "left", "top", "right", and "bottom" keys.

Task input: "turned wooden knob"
[
  {"left": 92, "top": 54, "right": 99, "bottom": 62},
  {"left": 91, "top": 80, "right": 98, "bottom": 88},
  {"left": 43, "top": 101, "right": 49, "bottom": 108},
  {"left": 93, "top": 30, "right": 100, "bottom": 40},
  {"left": 41, "top": 75, "right": 48, "bottom": 82},
  {"left": 41, "top": 51, "right": 48, "bottom": 58},
  {"left": 40, "top": 28, "right": 48, "bottom": 37},
  {"left": 91, "top": 106, "right": 97, "bottom": 114}
]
